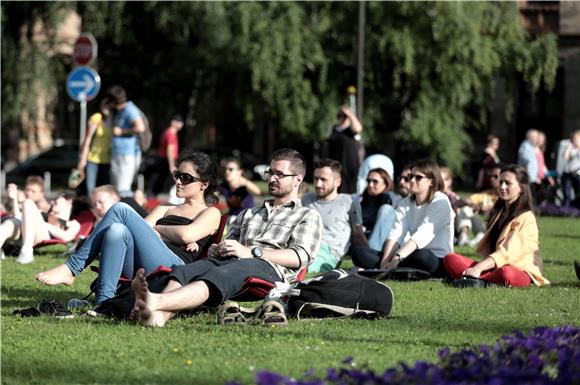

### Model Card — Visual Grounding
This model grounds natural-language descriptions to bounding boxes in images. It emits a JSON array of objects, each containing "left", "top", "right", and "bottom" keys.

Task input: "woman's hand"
[
  {"left": 463, "top": 265, "right": 482, "bottom": 278},
  {"left": 185, "top": 242, "right": 199, "bottom": 253},
  {"left": 7, "top": 183, "right": 19, "bottom": 200}
]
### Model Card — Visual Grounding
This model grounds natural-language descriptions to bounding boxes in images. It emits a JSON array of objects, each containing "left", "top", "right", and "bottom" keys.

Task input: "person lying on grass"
[
  {"left": 36, "top": 152, "right": 221, "bottom": 306},
  {"left": 1, "top": 189, "right": 80, "bottom": 265},
  {"left": 444, "top": 164, "right": 550, "bottom": 287},
  {"left": 129, "top": 148, "right": 322, "bottom": 327}
]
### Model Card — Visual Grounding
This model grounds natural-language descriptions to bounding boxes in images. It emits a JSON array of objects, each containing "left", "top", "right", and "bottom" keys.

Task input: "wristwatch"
[{"left": 251, "top": 246, "right": 263, "bottom": 259}]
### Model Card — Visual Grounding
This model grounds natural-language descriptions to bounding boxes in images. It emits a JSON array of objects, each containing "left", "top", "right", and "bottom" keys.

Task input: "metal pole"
[
  {"left": 80, "top": 95, "right": 87, "bottom": 144},
  {"left": 356, "top": 0, "right": 366, "bottom": 120}
]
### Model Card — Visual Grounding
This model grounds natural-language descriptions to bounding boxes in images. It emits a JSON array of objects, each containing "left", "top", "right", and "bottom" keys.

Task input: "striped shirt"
[{"left": 227, "top": 199, "right": 322, "bottom": 282}]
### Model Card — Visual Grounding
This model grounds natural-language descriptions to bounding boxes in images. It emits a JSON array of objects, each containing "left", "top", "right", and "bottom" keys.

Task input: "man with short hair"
[
  {"left": 130, "top": 148, "right": 322, "bottom": 327},
  {"left": 518, "top": 129, "right": 539, "bottom": 184},
  {"left": 302, "top": 159, "right": 363, "bottom": 273},
  {"left": 107, "top": 85, "right": 145, "bottom": 197},
  {"left": 390, "top": 165, "right": 412, "bottom": 207},
  {"left": 91, "top": 185, "right": 121, "bottom": 221},
  {"left": 150, "top": 115, "right": 184, "bottom": 197}
]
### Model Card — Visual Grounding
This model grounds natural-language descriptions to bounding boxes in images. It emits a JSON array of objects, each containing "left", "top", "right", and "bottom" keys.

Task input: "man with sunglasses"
[
  {"left": 302, "top": 159, "right": 363, "bottom": 273},
  {"left": 390, "top": 165, "right": 413, "bottom": 207},
  {"left": 129, "top": 148, "right": 323, "bottom": 327}
]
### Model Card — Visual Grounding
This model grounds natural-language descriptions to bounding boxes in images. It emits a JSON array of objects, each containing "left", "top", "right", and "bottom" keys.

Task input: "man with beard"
[
  {"left": 129, "top": 148, "right": 322, "bottom": 327},
  {"left": 302, "top": 159, "right": 363, "bottom": 273}
]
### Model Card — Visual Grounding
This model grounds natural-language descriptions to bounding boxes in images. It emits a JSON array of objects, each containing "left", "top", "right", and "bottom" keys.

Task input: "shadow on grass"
[{"left": 1, "top": 286, "right": 90, "bottom": 309}]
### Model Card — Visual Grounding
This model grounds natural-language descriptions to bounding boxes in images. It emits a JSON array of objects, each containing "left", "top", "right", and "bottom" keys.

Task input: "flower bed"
[{"left": 228, "top": 326, "right": 579, "bottom": 385}]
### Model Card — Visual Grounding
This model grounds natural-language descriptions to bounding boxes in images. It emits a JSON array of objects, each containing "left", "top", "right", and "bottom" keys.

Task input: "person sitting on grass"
[
  {"left": 1, "top": 188, "right": 80, "bottom": 264},
  {"left": 128, "top": 148, "right": 322, "bottom": 327},
  {"left": 444, "top": 164, "right": 550, "bottom": 287},
  {"left": 218, "top": 157, "right": 261, "bottom": 220},
  {"left": 302, "top": 159, "right": 363, "bottom": 273},
  {"left": 377, "top": 159, "right": 454, "bottom": 277},
  {"left": 36, "top": 152, "right": 221, "bottom": 306},
  {"left": 440, "top": 167, "right": 486, "bottom": 247}
]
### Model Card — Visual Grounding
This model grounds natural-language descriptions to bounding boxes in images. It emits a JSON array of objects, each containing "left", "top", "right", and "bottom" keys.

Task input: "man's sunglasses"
[
  {"left": 399, "top": 175, "right": 411, "bottom": 182},
  {"left": 172, "top": 171, "right": 203, "bottom": 185}
]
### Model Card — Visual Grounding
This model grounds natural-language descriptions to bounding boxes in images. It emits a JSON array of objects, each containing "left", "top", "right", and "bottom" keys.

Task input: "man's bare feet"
[
  {"left": 130, "top": 268, "right": 168, "bottom": 327},
  {"left": 36, "top": 264, "right": 75, "bottom": 286}
]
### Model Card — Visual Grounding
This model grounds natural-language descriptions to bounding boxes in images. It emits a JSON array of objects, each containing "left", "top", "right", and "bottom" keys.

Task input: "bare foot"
[
  {"left": 36, "top": 264, "right": 75, "bottom": 286},
  {"left": 130, "top": 268, "right": 168, "bottom": 327}
]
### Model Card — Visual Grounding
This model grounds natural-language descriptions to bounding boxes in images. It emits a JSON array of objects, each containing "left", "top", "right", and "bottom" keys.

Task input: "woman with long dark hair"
[
  {"left": 37, "top": 152, "right": 222, "bottom": 303},
  {"left": 444, "top": 164, "right": 549, "bottom": 287}
]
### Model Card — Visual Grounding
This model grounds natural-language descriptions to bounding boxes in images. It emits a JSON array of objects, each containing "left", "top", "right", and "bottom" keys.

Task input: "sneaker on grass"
[{"left": 16, "top": 248, "right": 34, "bottom": 264}]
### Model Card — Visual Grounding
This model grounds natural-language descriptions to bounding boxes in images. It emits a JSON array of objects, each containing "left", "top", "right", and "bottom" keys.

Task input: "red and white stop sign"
[{"left": 73, "top": 33, "right": 97, "bottom": 66}]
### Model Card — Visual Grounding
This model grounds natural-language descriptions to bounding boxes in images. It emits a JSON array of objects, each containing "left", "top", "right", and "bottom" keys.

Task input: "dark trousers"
[
  {"left": 350, "top": 246, "right": 448, "bottom": 278},
  {"left": 167, "top": 257, "right": 281, "bottom": 306}
]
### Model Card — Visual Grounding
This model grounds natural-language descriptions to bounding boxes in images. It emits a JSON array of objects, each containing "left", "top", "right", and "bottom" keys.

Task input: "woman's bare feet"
[
  {"left": 130, "top": 268, "right": 169, "bottom": 327},
  {"left": 36, "top": 264, "right": 75, "bottom": 286}
]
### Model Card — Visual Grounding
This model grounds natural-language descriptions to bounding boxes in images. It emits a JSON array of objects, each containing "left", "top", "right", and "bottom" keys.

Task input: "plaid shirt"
[{"left": 226, "top": 199, "right": 322, "bottom": 282}]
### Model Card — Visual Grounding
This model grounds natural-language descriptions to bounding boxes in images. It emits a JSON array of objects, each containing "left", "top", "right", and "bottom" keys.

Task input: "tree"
[{"left": 1, "top": 2, "right": 558, "bottom": 175}]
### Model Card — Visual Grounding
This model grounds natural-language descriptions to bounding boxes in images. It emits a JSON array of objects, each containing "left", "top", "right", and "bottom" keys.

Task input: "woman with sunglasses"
[
  {"left": 37, "top": 152, "right": 221, "bottom": 305},
  {"left": 2, "top": 192, "right": 80, "bottom": 264},
  {"left": 218, "top": 158, "right": 261, "bottom": 218},
  {"left": 358, "top": 168, "right": 396, "bottom": 251},
  {"left": 378, "top": 159, "right": 454, "bottom": 277},
  {"left": 443, "top": 165, "right": 549, "bottom": 287}
]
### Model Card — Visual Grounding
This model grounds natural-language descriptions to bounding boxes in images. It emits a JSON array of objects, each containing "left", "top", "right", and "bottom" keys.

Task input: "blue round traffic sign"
[{"left": 66, "top": 66, "right": 101, "bottom": 102}]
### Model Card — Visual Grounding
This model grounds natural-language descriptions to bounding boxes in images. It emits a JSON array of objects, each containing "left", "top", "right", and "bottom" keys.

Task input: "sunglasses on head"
[{"left": 172, "top": 171, "right": 202, "bottom": 185}]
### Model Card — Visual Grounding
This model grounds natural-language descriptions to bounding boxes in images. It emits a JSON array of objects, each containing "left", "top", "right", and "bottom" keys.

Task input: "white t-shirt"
[{"left": 388, "top": 191, "right": 454, "bottom": 259}]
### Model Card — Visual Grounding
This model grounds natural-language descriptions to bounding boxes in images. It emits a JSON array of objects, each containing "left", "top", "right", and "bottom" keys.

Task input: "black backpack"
[{"left": 287, "top": 269, "right": 394, "bottom": 319}]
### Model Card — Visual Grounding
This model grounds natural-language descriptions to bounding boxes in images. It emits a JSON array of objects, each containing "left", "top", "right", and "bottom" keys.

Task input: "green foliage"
[
  {"left": 1, "top": 1, "right": 558, "bottom": 171},
  {"left": 1, "top": 217, "right": 579, "bottom": 385}
]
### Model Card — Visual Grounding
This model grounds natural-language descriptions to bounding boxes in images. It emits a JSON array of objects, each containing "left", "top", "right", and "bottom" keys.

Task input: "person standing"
[
  {"left": 107, "top": 85, "right": 145, "bottom": 198},
  {"left": 150, "top": 115, "right": 184, "bottom": 197},
  {"left": 327, "top": 105, "right": 363, "bottom": 194},
  {"left": 517, "top": 129, "right": 539, "bottom": 194},
  {"left": 77, "top": 99, "right": 113, "bottom": 195},
  {"left": 475, "top": 134, "right": 501, "bottom": 191},
  {"left": 562, "top": 130, "right": 580, "bottom": 208}
]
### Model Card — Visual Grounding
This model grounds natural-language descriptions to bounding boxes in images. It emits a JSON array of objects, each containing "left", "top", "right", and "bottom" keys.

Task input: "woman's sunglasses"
[
  {"left": 409, "top": 174, "right": 429, "bottom": 182},
  {"left": 172, "top": 171, "right": 202, "bottom": 185}
]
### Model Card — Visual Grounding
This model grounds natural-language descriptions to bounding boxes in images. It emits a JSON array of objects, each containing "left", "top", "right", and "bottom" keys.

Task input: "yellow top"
[
  {"left": 477, "top": 211, "right": 549, "bottom": 286},
  {"left": 87, "top": 113, "right": 112, "bottom": 164}
]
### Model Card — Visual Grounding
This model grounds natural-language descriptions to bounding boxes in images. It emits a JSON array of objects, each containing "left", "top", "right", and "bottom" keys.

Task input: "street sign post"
[
  {"left": 66, "top": 66, "right": 101, "bottom": 142},
  {"left": 73, "top": 33, "right": 98, "bottom": 66}
]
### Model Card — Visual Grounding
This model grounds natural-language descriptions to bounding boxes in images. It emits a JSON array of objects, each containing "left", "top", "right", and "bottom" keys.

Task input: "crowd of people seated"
[{"left": 4, "top": 127, "right": 573, "bottom": 326}]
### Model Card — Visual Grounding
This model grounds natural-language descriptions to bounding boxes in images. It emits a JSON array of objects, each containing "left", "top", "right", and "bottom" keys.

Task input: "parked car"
[{"left": 4, "top": 141, "right": 79, "bottom": 190}]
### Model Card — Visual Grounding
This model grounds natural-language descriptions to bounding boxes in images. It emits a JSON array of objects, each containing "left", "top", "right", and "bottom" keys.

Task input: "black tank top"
[{"left": 155, "top": 215, "right": 213, "bottom": 264}]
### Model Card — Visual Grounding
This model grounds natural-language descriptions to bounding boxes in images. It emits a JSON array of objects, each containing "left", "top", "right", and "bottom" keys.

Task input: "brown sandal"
[{"left": 256, "top": 300, "right": 288, "bottom": 327}]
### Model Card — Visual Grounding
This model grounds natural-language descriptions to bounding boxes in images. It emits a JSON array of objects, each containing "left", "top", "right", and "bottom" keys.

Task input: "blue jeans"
[
  {"left": 64, "top": 202, "right": 184, "bottom": 304},
  {"left": 368, "top": 204, "right": 396, "bottom": 251}
]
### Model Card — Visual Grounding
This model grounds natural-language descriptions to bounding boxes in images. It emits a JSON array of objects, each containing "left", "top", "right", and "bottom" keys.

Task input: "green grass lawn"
[{"left": 1, "top": 217, "right": 579, "bottom": 385}]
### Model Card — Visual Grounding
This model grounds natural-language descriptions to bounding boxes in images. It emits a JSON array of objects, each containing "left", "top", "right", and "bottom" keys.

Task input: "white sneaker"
[
  {"left": 16, "top": 248, "right": 34, "bottom": 264},
  {"left": 457, "top": 232, "right": 469, "bottom": 246},
  {"left": 1, "top": 249, "right": 5, "bottom": 260},
  {"left": 468, "top": 232, "right": 485, "bottom": 247}
]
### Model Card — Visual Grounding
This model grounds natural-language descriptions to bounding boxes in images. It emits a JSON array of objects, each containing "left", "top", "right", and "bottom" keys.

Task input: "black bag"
[{"left": 287, "top": 269, "right": 394, "bottom": 319}]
